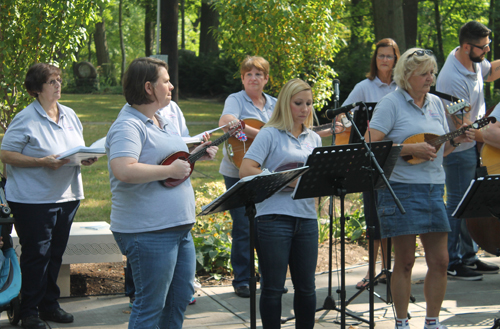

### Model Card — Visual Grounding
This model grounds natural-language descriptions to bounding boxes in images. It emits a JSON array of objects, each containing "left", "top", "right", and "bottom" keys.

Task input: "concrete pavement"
[{"left": 1, "top": 256, "right": 499, "bottom": 329}]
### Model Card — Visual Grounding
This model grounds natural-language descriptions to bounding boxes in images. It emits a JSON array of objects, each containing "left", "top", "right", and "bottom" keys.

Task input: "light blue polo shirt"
[
  {"left": 369, "top": 89, "right": 449, "bottom": 184},
  {"left": 157, "top": 101, "right": 190, "bottom": 137},
  {"left": 219, "top": 90, "right": 277, "bottom": 178},
  {"left": 1, "top": 100, "right": 84, "bottom": 203},
  {"left": 436, "top": 47, "right": 491, "bottom": 153},
  {"left": 342, "top": 77, "right": 398, "bottom": 107},
  {"left": 106, "top": 104, "right": 195, "bottom": 233},
  {"left": 243, "top": 126, "right": 321, "bottom": 219}
]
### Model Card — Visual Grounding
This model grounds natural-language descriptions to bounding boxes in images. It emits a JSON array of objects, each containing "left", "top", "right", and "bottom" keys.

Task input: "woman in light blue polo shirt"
[
  {"left": 240, "top": 79, "right": 322, "bottom": 329},
  {"left": 105, "top": 57, "right": 217, "bottom": 329},
  {"left": 1, "top": 63, "right": 97, "bottom": 329},
  {"left": 365, "top": 49, "right": 473, "bottom": 329}
]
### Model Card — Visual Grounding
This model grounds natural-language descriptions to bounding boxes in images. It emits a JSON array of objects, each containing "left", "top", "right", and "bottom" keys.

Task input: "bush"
[
  {"left": 193, "top": 181, "right": 233, "bottom": 276},
  {"left": 178, "top": 50, "right": 241, "bottom": 97}
]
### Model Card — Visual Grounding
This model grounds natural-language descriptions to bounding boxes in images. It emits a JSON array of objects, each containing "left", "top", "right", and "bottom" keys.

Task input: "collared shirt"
[
  {"left": 369, "top": 89, "right": 449, "bottom": 184},
  {"left": 243, "top": 126, "right": 321, "bottom": 219},
  {"left": 342, "top": 76, "right": 398, "bottom": 108},
  {"left": 1, "top": 100, "right": 84, "bottom": 203},
  {"left": 219, "top": 90, "right": 277, "bottom": 178},
  {"left": 436, "top": 47, "right": 491, "bottom": 153},
  {"left": 105, "top": 103, "right": 195, "bottom": 233},
  {"left": 156, "top": 101, "right": 190, "bottom": 137}
]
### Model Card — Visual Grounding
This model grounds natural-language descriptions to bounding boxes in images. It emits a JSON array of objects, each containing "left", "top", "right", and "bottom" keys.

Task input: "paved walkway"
[{"left": 1, "top": 256, "right": 499, "bottom": 328}]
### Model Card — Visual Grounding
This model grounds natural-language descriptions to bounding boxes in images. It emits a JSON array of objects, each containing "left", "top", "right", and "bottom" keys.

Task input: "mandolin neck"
[
  {"left": 187, "top": 130, "right": 231, "bottom": 163},
  {"left": 428, "top": 126, "right": 469, "bottom": 147}
]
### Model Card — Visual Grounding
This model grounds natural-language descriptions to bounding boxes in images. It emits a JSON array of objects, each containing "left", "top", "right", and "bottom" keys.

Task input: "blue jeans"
[
  {"left": 443, "top": 147, "right": 478, "bottom": 267},
  {"left": 256, "top": 214, "right": 318, "bottom": 329},
  {"left": 113, "top": 227, "right": 195, "bottom": 329},
  {"left": 10, "top": 201, "right": 79, "bottom": 318},
  {"left": 224, "top": 175, "right": 251, "bottom": 288}
]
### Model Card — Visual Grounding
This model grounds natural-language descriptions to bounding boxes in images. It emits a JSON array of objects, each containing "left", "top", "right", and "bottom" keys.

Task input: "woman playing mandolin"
[
  {"left": 105, "top": 57, "right": 217, "bottom": 328},
  {"left": 365, "top": 49, "right": 473, "bottom": 329}
]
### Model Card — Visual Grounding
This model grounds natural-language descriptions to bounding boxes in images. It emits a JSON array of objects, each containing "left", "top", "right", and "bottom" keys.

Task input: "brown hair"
[
  {"left": 239, "top": 56, "right": 270, "bottom": 77},
  {"left": 24, "top": 63, "right": 61, "bottom": 98},
  {"left": 366, "top": 38, "right": 401, "bottom": 80},
  {"left": 122, "top": 57, "right": 169, "bottom": 106}
]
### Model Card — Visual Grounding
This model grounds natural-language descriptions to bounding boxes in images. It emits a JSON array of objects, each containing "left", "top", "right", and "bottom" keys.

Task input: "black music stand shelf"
[
  {"left": 198, "top": 166, "right": 310, "bottom": 329},
  {"left": 291, "top": 141, "right": 400, "bottom": 329},
  {"left": 452, "top": 175, "right": 500, "bottom": 219}
]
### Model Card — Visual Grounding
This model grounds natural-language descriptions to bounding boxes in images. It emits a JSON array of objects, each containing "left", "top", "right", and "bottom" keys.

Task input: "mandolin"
[
  {"left": 160, "top": 120, "right": 245, "bottom": 187},
  {"left": 401, "top": 116, "right": 496, "bottom": 165}
]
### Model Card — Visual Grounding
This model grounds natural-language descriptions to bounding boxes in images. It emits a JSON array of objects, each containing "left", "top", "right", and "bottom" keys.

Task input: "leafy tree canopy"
[
  {"left": 0, "top": 0, "right": 104, "bottom": 130},
  {"left": 214, "top": 0, "right": 346, "bottom": 110}
]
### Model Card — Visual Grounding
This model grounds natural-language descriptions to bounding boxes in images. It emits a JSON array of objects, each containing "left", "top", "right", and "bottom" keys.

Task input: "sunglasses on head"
[{"left": 408, "top": 49, "right": 433, "bottom": 59}]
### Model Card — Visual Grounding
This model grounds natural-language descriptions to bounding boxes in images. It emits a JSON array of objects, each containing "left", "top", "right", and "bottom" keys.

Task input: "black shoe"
[
  {"left": 234, "top": 285, "right": 250, "bottom": 298},
  {"left": 21, "top": 315, "right": 47, "bottom": 329},
  {"left": 283, "top": 287, "right": 288, "bottom": 294},
  {"left": 39, "top": 308, "right": 74, "bottom": 323},
  {"left": 447, "top": 263, "right": 483, "bottom": 281},
  {"left": 465, "top": 259, "right": 500, "bottom": 274}
]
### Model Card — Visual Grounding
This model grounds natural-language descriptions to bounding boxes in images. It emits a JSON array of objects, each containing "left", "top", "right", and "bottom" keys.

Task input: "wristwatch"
[{"left": 450, "top": 138, "right": 461, "bottom": 147}]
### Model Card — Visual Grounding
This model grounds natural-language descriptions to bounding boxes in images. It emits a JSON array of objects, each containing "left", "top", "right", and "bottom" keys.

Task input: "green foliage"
[
  {"left": 317, "top": 196, "right": 366, "bottom": 244},
  {"left": 193, "top": 181, "right": 233, "bottom": 276},
  {"left": 417, "top": 0, "right": 489, "bottom": 67},
  {"left": 214, "top": 0, "right": 346, "bottom": 109},
  {"left": 0, "top": 0, "right": 103, "bottom": 130}
]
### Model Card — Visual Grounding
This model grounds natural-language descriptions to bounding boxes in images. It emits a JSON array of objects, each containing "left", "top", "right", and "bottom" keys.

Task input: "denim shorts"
[{"left": 377, "top": 182, "right": 451, "bottom": 238}]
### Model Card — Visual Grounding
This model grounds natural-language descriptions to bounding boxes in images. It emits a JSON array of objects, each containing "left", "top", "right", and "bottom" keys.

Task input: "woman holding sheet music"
[
  {"left": 365, "top": 49, "right": 473, "bottom": 329},
  {"left": 240, "top": 78, "right": 321, "bottom": 329},
  {"left": 341, "top": 38, "right": 400, "bottom": 290},
  {"left": 105, "top": 57, "right": 217, "bottom": 329},
  {"left": 0, "top": 63, "right": 96, "bottom": 328}
]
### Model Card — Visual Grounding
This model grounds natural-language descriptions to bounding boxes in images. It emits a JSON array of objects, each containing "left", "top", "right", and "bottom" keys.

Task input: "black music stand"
[
  {"left": 291, "top": 141, "right": 400, "bottom": 328},
  {"left": 348, "top": 102, "right": 377, "bottom": 144},
  {"left": 198, "top": 167, "right": 310, "bottom": 329}
]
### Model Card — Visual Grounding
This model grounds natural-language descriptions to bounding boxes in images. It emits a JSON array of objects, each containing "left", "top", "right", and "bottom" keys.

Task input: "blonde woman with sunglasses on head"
[{"left": 365, "top": 48, "right": 473, "bottom": 329}]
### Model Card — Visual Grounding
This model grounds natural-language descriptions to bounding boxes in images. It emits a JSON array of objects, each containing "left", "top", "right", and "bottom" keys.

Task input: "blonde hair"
[
  {"left": 393, "top": 48, "right": 438, "bottom": 91},
  {"left": 240, "top": 56, "right": 270, "bottom": 76},
  {"left": 265, "top": 79, "right": 314, "bottom": 131}
]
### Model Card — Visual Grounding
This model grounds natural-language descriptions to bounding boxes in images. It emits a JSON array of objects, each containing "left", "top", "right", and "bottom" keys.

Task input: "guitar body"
[
  {"left": 335, "top": 126, "right": 351, "bottom": 145},
  {"left": 160, "top": 151, "right": 194, "bottom": 187},
  {"left": 480, "top": 143, "right": 500, "bottom": 174},
  {"left": 401, "top": 133, "right": 443, "bottom": 165},
  {"left": 225, "top": 118, "right": 265, "bottom": 168}
]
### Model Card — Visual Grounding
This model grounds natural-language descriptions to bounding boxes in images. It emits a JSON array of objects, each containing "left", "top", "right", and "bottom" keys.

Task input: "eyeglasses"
[
  {"left": 408, "top": 49, "right": 433, "bottom": 59},
  {"left": 376, "top": 55, "right": 395, "bottom": 60},
  {"left": 468, "top": 40, "right": 491, "bottom": 51},
  {"left": 46, "top": 78, "right": 62, "bottom": 86}
]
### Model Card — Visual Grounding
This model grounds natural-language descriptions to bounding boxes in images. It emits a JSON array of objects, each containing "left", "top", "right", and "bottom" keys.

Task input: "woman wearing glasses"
[
  {"left": 1, "top": 63, "right": 97, "bottom": 329},
  {"left": 365, "top": 49, "right": 473, "bottom": 329},
  {"left": 341, "top": 38, "right": 400, "bottom": 290}
]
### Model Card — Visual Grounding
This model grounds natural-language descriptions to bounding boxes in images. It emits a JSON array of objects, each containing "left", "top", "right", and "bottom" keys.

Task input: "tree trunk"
[
  {"left": 434, "top": 0, "right": 445, "bottom": 64},
  {"left": 161, "top": 0, "right": 179, "bottom": 102},
  {"left": 402, "top": 0, "right": 418, "bottom": 50},
  {"left": 145, "top": 2, "right": 155, "bottom": 57},
  {"left": 373, "top": 0, "right": 406, "bottom": 51},
  {"left": 181, "top": 0, "right": 185, "bottom": 49},
  {"left": 199, "top": 0, "right": 219, "bottom": 55},
  {"left": 94, "top": 6, "right": 116, "bottom": 84},
  {"left": 119, "top": 0, "right": 126, "bottom": 81}
]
